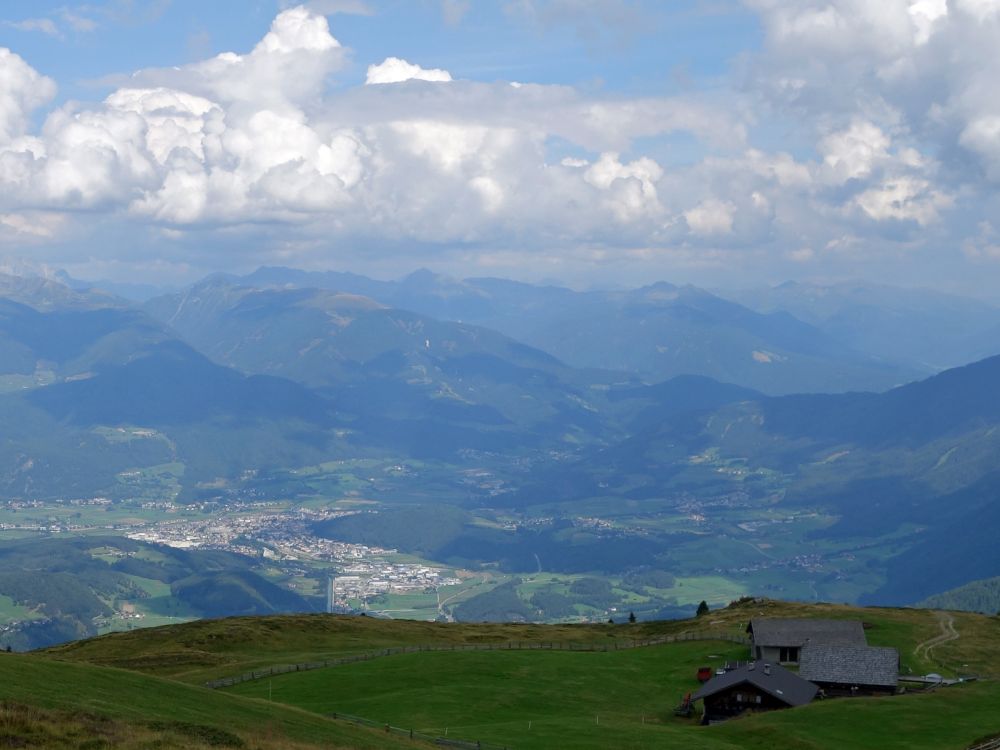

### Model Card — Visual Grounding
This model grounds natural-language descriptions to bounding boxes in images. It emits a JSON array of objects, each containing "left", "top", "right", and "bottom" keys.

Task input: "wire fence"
[
  {"left": 328, "top": 710, "right": 510, "bottom": 750},
  {"left": 204, "top": 630, "right": 749, "bottom": 689}
]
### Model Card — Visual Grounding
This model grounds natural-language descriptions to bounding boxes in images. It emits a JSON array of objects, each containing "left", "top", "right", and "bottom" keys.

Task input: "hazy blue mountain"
[
  {"left": 0, "top": 339, "right": 351, "bottom": 499},
  {"left": 918, "top": 575, "right": 1000, "bottom": 614},
  {"left": 864, "top": 472, "right": 1000, "bottom": 606},
  {"left": 145, "top": 279, "right": 628, "bottom": 452},
  {"left": 966, "top": 318, "right": 1000, "bottom": 364},
  {"left": 507, "top": 353, "right": 1000, "bottom": 601},
  {"left": 0, "top": 272, "right": 126, "bottom": 311},
  {"left": 0, "top": 279, "right": 361, "bottom": 498},
  {"left": 227, "top": 267, "right": 920, "bottom": 395},
  {"left": 607, "top": 374, "right": 762, "bottom": 433},
  {"left": 241, "top": 266, "right": 495, "bottom": 322},
  {"left": 721, "top": 281, "right": 1000, "bottom": 372},
  {"left": 0, "top": 299, "right": 173, "bottom": 382},
  {"left": 26, "top": 339, "right": 335, "bottom": 429},
  {"left": 52, "top": 270, "right": 178, "bottom": 303},
  {"left": 7, "top": 268, "right": 1000, "bottom": 609}
]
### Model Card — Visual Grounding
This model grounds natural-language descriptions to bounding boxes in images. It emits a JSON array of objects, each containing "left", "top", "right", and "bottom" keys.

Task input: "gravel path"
[{"left": 914, "top": 611, "right": 959, "bottom": 664}]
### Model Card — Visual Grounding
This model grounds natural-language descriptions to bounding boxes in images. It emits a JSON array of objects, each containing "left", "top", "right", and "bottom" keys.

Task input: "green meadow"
[
  {"left": 0, "top": 653, "right": 414, "bottom": 750},
  {"left": 224, "top": 642, "right": 1000, "bottom": 750},
  {"left": 33, "top": 599, "right": 1000, "bottom": 749}
]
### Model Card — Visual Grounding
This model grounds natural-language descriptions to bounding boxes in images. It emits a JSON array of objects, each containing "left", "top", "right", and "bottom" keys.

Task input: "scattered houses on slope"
[
  {"left": 691, "top": 616, "right": 900, "bottom": 723},
  {"left": 747, "top": 617, "right": 867, "bottom": 663},
  {"left": 692, "top": 661, "right": 818, "bottom": 723},
  {"left": 799, "top": 644, "right": 899, "bottom": 696}
]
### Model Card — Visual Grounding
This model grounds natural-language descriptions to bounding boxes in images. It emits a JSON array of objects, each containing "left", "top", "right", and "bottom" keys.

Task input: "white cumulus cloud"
[
  {"left": 685, "top": 199, "right": 736, "bottom": 236},
  {"left": 0, "top": 49, "right": 57, "bottom": 144},
  {"left": 854, "top": 176, "right": 952, "bottom": 226},
  {"left": 3, "top": 1, "right": 999, "bottom": 285},
  {"left": 819, "top": 120, "right": 891, "bottom": 183},
  {"left": 366, "top": 57, "right": 453, "bottom": 85}
]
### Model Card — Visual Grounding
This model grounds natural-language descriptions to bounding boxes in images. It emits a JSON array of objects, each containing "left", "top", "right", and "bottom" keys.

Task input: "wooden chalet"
[
  {"left": 691, "top": 662, "right": 818, "bottom": 723},
  {"left": 746, "top": 617, "right": 867, "bottom": 664},
  {"left": 799, "top": 644, "right": 899, "bottom": 696}
]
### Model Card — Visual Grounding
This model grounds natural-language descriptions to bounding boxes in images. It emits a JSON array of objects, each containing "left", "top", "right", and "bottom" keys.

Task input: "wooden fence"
[
  {"left": 204, "top": 631, "right": 749, "bottom": 689},
  {"left": 969, "top": 736, "right": 1000, "bottom": 750}
]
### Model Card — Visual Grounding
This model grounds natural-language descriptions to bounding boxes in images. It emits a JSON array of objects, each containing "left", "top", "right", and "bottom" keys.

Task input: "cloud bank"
[{"left": 0, "top": 1, "right": 999, "bottom": 288}]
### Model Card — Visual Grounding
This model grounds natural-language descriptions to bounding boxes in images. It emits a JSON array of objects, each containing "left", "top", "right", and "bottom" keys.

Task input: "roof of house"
[
  {"left": 799, "top": 645, "right": 899, "bottom": 688},
  {"left": 692, "top": 662, "right": 818, "bottom": 707},
  {"left": 747, "top": 618, "right": 867, "bottom": 648}
]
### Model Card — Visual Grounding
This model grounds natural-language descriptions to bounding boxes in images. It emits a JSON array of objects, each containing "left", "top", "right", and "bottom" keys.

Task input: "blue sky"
[
  {"left": 1, "top": 2, "right": 758, "bottom": 101},
  {"left": 1, "top": 0, "right": 1000, "bottom": 298}
]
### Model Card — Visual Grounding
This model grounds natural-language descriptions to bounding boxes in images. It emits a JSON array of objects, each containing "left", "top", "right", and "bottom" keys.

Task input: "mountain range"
[
  {"left": 1, "top": 266, "right": 1000, "bottom": 612},
  {"left": 725, "top": 280, "right": 1000, "bottom": 373},
  {"left": 223, "top": 267, "right": 921, "bottom": 395}
]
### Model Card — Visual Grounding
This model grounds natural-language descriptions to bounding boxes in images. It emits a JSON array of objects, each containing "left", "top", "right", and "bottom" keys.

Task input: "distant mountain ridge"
[
  {"left": 518, "top": 352, "right": 1000, "bottom": 604},
  {"left": 225, "top": 267, "right": 919, "bottom": 395},
  {"left": 721, "top": 280, "right": 1000, "bottom": 372},
  {"left": 144, "top": 278, "right": 630, "bottom": 455},
  {"left": 919, "top": 576, "right": 1000, "bottom": 614}
]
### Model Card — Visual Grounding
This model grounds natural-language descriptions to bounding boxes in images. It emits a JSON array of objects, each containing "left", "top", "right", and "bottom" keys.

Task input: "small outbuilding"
[
  {"left": 746, "top": 618, "right": 867, "bottom": 664},
  {"left": 799, "top": 644, "right": 899, "bottom": 696},
  {"left": 692, "top": 661, "right": 818, "bottom": 723}
]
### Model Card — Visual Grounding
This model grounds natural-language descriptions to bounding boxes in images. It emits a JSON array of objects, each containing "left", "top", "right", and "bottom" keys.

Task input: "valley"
[
  {"left": 0, "top": 447, "right": 919, "bottom": 644},
  {"left": 2, "top": 268, "right": 1000, "bottom": 648}
]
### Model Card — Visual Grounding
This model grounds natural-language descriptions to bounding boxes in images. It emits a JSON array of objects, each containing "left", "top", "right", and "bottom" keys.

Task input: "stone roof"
[
  {"left": 692, "top": 662, "right": 818, "bottom": 707},
  {"left": 799, "top": 645, "right": 899, "bottom": 688},
  {"left": 747, "top": 618, "right": 867, "bottom": 648}
]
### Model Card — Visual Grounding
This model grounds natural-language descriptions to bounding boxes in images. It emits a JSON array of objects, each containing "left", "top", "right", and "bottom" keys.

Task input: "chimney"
[{"left": 763, "top": 663, "right": 771, "bottom": 676}]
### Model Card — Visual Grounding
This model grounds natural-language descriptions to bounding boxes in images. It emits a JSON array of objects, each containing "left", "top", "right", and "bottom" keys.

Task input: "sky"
[{"left": 1, "top": 0, "right": 1000, "bottom": 297}]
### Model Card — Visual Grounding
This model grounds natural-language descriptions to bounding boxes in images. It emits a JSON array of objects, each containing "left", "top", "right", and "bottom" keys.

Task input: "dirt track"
[{"left": 914, "top": 611, "right": 959, "bottom": 663}]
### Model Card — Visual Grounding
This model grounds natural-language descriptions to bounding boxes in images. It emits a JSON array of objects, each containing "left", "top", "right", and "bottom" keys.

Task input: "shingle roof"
[
  {"left": 692, "top": 662, "right": 818, "bottom": 707},
  {"left": 748, "top": 618, "right": 867, "bottom": 648},
  {"left": 799, "top": 645, "right": 899, "bottom": 688}
]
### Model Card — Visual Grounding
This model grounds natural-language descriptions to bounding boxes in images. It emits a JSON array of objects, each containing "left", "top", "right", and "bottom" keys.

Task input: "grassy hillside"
[
  {"left": 0, "top": 653, "right": 414, "bottom": 749},
  {"left": 46, "top": 598, "right": 1000, "bottom": 684},
  {"left": 224, "top": 645, "right": 1000, "bottom": 750},
  {"left": 28, "top": 599, "right": 1000, "bottom": 749},
  {"left": 228, "top": 643, "right": 748, "bottom": 749}
]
